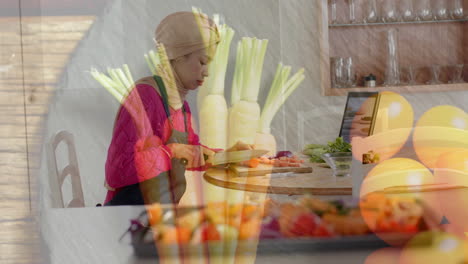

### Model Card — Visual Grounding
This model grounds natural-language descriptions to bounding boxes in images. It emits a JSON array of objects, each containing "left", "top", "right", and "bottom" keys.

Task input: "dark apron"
[{"left": 106, "top": 75, "right": 188, "bottom": 205}]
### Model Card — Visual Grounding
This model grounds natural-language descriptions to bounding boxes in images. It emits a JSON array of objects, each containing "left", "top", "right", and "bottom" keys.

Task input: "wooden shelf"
[
  {"left": 329, "top": 18, "right": 468, "bottom": 27},
  {"left": 325, "top": 83, "right": 468, "bottom": 96},
  {"left": 318, "top": 0, "right": 468, "bottom": 96}
]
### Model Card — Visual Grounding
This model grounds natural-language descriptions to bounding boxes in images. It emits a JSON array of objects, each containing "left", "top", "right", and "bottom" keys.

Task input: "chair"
[{"left": 47, "top": 130, "right": 85, "bottom": 208}]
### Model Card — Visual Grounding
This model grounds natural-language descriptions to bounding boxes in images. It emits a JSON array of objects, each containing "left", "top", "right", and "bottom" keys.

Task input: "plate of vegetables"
[{"left": 126, "top": 194, "right": 438, "bottom": 258}]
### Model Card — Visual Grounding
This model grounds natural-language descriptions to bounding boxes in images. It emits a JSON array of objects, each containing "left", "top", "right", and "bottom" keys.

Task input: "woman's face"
[{"left": 172, "top": 48, "right": 213, "bottom": 90}]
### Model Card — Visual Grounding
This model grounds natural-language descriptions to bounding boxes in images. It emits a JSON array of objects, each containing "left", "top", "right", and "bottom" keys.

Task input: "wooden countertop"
[{"left": 204, "top": 163, "right": 352, "bottom": 196}]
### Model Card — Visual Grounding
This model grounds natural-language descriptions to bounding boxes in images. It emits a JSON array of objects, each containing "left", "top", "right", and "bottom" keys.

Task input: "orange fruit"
[{"left": 413, "top": 105, "right": 468, "bottom": 169}]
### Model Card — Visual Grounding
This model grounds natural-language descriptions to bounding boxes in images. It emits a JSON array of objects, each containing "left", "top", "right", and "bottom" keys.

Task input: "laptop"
[{"left": 338, "top": 92, "right": 380, "bottom": 143}]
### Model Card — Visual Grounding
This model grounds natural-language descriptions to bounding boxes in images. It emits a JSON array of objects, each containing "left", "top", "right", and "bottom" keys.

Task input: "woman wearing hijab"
[{"left": 104, "top": 12, "right": 221, "bottom": 206}]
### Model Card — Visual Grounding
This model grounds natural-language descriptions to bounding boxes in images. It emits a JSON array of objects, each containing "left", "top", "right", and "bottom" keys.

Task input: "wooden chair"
[{"left": 47, "top": 130, "right": 85, "bottom": 208}]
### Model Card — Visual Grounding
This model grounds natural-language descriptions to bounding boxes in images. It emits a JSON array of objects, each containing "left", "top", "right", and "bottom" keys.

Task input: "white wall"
[{"left": 39, "top": 0, "right": 468, "bottom": 208}]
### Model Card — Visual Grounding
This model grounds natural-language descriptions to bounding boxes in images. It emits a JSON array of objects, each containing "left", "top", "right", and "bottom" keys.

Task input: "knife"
[{"left": 209, "top": 149, "right": 269, "bottom": 165}]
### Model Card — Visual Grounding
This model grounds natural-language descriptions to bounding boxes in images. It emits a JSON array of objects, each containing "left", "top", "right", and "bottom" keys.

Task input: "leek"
[
  {"left": 197, "top": 23, "right": 235, "bottom": 106},
  {"left": 90, "top": 66, "right": 135, "bottom": 103},
  {"left": 155, "top": 43, "right": 183, "bottom": 109},
  {"left": 198, "top": 22, "right": 235, "bottom": 150},
  {"left": 144, "top": 49, "right": 161, "bottom": 76},
  {"left": 254, "top": 64, "right": 305, "bottom": 154},
  {"left": 90, "top": 65, "right": 153, "bottom": 138},
  {"left": 259, "top": 65, "right": 305, "bottom": 134},
  {"left": 228, "top": 37, "right": 268, "bottom": 147},
  {"left": 230, "top": 44, "right": 243, "bottom": 106}
]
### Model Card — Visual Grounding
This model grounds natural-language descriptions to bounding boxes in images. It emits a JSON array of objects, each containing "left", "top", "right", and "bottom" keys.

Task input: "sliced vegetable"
[{"left": 275, "top": 150, "right": 293, "bottom": 159}]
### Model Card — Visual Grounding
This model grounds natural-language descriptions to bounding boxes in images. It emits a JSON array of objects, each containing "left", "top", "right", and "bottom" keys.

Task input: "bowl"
[{"left": 322, "top": 152, "right": 352, "bottom": 177}]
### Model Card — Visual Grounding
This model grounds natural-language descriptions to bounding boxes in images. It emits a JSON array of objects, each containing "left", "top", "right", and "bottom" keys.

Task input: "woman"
[{"left": 104, "top": 11, "right": 221, "bottom": 205}]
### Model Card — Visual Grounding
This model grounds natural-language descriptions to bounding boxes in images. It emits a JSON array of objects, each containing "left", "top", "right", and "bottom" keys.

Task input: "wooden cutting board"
[{"left": 230, "top": 163, "right": 313, "bottom": 177}]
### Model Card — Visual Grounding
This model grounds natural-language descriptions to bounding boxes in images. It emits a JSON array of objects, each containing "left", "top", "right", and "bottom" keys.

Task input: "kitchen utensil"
[{"left": 211, "top": 149, "right": 269, "bottom": 165}]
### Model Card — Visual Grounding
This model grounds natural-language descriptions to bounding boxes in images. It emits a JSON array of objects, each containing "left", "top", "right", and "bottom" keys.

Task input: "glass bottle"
[{"left": 384, "top": 28, "right": 400, "bottom": 86}]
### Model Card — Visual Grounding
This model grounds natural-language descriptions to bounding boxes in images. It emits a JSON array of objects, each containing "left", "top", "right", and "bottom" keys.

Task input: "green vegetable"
[
  {"left": 303, "top": 137, "right": 351, "bottom": 163},
  {"left": 325, "top": 137, "right": 352, "bottom": 153},
  {"left": 258, "top": 63, "right": 305, "bottom": 134},
  {"left": 304, "top": 143, "right": 326, "bottom": 150}
]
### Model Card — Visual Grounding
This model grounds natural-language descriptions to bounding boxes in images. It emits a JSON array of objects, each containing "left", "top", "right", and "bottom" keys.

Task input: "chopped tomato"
[
  {"left": 313, "top": 224, "right": 334, "bottom": 237},
  {"left": 402, "top": 223, "right": 418, "bottom": 233},
  {"left": 377, "top": 220, "right": 391, "bottom": 232}
]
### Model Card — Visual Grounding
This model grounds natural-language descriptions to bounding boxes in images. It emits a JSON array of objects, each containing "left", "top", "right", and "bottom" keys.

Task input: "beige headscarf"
[{"left": 152, "top": 11, "right": 220, "bottom": 109}]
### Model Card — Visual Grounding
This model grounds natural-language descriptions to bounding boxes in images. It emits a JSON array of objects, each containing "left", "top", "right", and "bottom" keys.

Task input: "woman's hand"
[
  {"left": 226, "top": 141, "right": 254, "bottom": 152},
  {"left": 201, "top": 146, "right": 221, "bottom": 168},
  {"left": 167, "top": 143, "right": 205, "bottom": 169}
]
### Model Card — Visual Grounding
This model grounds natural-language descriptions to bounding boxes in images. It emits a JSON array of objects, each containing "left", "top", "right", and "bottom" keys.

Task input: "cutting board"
[{"left": 230, "top": 163, "right": 313, "bottom": 177}]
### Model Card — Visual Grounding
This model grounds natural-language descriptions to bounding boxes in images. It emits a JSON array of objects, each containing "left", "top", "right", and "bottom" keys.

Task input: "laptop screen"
[{"left": 339, "top": 92, "right": 379, "bottom": 143}]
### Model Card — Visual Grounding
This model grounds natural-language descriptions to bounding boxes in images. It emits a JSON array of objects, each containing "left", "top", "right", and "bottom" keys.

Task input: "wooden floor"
[{"left": 0, "top": 15, "right": 94, "bottom": 263}]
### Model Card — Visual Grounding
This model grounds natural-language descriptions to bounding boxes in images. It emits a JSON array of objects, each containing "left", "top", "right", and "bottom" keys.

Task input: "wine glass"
[
  {"left": 427, "top": 64, "right": 442, "bottom": 84},
  {"left": 365, "top": 0, "right": 379, "bottom": 23},
  {"left": 344, "top": 57, "right": 357, "bottom": 87},
  {"left": 449, "top": 64, "right": 465, "bottom": 83},
  {"left": 401, "top": 0, "right": 417, "bottom": 22},
  {"left": 331, "top": 57, "right": 345, "bottom": 88},
  {"left": 402, "top": 66, "right": 417, "bottom": 85},
  {"left": 330, "top": 0, "right": 338, "bottom": 24},
  {"left": 450, "top": 0, "right": 464, "bottom": 19},
  {"left": 416, "top": 0, "right": 433, "bottom": 21},
  {"left": 433, "top": 0, "right": 450, "bottom": 20},
  {"left": 381, "top": 0, "right": 399, "bottom": 23},
  {"left": 348, "top": 0, "right": 357, "bottom": 23}
]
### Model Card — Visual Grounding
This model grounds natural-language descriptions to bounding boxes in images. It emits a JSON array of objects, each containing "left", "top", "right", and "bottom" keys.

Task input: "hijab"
[{"left": 153, "top": 11, "right": 220, "bottom": 109}]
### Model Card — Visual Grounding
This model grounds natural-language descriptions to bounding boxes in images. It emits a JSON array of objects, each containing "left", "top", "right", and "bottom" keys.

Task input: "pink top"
[{"left": 104, "top": 83, "right": 201, "bottom": 203}]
